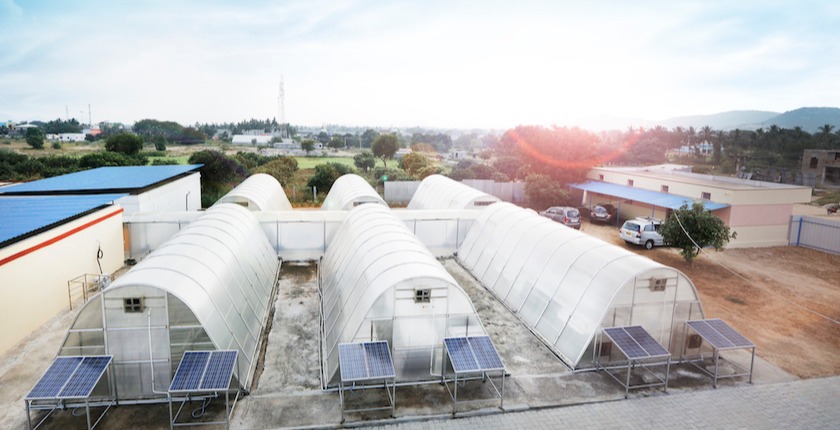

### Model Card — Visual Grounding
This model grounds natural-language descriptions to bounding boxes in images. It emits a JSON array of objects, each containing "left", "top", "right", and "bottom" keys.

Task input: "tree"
[
  {"left": 361, "top": 129, "right": 379, "bottom": 148},
  {"left": 105, "top": 133, "right": 144, "bottom": 155},
  {"left": 401, "top": 152, "right": 431, "bottom": 177},
  {"left": 188, "top": 150, "right": 247, "bottom": 207},
  {"left": 300, "top": 139, "right": 316, "bottom": 155},
  {"left": 25, "top": 127, "right": 45, "bottom": 149},
  {"left": 371, "top": 134, "right": 399, "bottom": 168},
  {"left": 353, "top": 151, "right": 376, "bottom": 172},
  {"left": 254, "top": 156, "right": 299, "bottom": 185},
  {"left": 659, "top": 202, "right": 736, "bottom": 264},
  {"left": 327, "top": 136, "right": 345, "bottom": 152},
  {"left": 306, "top": 162, "right": 355, "bottom": 193},
  {"left": 524, "top": 174, "right": 569, "bottom": 209}
]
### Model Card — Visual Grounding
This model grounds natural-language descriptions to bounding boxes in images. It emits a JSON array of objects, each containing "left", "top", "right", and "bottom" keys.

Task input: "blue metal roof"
[
  {"left": 0, "top": 165, "right": 201, "bottom": 195},
  {"left": 570, "top": 181, "right": 729, "bottom": 211},
  {"left": 0, "top": 194, "right": 125, "bottom": 246}
]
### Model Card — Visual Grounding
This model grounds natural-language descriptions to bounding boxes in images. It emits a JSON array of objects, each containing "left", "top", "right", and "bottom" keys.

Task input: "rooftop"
[
  {"left": 0, "top": 165, "right": 202, "bottom": 196},
  {"left": 0, "top": 194, "right": 125, "bottom": 247},
  {"left": 596, "top": 165, "right": 810, "bottom": 191}
]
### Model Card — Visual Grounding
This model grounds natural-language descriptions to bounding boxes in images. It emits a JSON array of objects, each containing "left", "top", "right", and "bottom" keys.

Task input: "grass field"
[{"left": 294, "top": 156, "right": 355, "bottom": 169}]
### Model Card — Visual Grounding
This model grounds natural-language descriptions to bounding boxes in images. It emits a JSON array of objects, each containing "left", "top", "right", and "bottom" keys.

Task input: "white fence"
[{"left": 789, "top": 215, "right": 840, "bottom": 254}]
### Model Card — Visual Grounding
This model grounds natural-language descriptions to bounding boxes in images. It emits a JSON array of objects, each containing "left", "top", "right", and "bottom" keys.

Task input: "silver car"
[
  {"left": 620, "top": 217, "right": 665, "bottom": 249},
  {"left": 539, "top": 206, "right": 581, "bottom": 229}
]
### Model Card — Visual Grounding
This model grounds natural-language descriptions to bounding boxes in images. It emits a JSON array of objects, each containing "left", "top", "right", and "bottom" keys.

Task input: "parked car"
[
  {"left": 620, "top": 217, "right": 665, "bottom": 249},
  {"left": 539, "top": 206, "right": 581, "bottom": 229},
  {"left": 590, "top": 203, "right": 617, "bottom": 224}
]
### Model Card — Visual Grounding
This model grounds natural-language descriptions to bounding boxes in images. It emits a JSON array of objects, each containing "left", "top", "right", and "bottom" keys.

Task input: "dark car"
[
  {"left": 590, "top": 204, "right": 617, "bottom": 224},
  {"left": 539, "top": 206, "right": 581, "bottom": 229}
]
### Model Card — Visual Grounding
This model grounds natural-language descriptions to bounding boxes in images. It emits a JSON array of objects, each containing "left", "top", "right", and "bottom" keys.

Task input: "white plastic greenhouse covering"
[
  {"left": 217, "top": 173, "right": 293, "bottom": 211},
  {"left": 321, "top": 204, "right": 485, "bottom": 386},
  {"left": 457, "top": 202, "right": 705, "bottom": 369},
  {"left": 59, "top": 203, "right": 280, "bottom": 399},
  {"left": 407, "top": 174, "right": 500, "bottom": 210},
  {"left": 320, "top": 174, "right": 387, "bottom": 210}
]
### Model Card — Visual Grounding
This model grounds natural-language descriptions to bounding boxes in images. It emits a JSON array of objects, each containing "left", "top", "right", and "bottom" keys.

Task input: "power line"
[{"left": 671, "top": 210, "right": 840, "bottom": 326}]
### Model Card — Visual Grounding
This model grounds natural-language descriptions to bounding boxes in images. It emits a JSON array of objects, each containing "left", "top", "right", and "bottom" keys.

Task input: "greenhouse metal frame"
[
  {"left": 320, "top": 204, "right": 487, "bottom": 388},
  {"left": 57, "top": 204, "right": 280, "bottom": 402},
  {"left": 457, "top": 202, "right": 705, "bottom": 369}
]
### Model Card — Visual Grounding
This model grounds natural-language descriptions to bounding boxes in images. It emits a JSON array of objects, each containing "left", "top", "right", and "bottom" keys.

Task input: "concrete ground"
[{"left": 1, "top": 258, "right": 799, "bottom": 429}]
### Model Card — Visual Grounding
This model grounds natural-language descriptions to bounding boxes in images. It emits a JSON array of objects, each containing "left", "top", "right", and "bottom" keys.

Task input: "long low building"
[{"left": 574, "top": 165, "right": 812, "bottom": 248}]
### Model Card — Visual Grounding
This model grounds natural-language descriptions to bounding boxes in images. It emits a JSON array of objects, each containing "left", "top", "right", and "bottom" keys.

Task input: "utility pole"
[{"left": 278, "top": 75, "right": 287, "bottom": 139}]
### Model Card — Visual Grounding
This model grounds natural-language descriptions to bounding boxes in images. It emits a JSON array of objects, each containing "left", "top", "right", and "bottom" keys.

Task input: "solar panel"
[
  {"left": 59, "top": 356, "right": 112, "bottom": 398},
  {"left": 169, "top": 350, "right": 237, "bottom": 393},
  {"left": 444, "top": 336, "right": 505, "bottom": 374},
  {"left": 603, "top": 326, "right": 670, "bottom": 360},
  {"left": 364, "top": 342, "right": 396, "bottom": 379},
  {"left": 200, "top": 351, "right": 238, "bottom": 391},
  {"left": 26, "top": 356, "right": 112, "bottom": 400},
  {"left": 445, "top": 337, "right": 480, "bottom": 373},
  {"left": 339, "top": 341, "right": 395, "bottom": 382},
  {"left": 687, "top": 319, "right": 754, "bottom": 350},
  {"left": 468, "top": 336, "right": 504, "bottom": 371}
]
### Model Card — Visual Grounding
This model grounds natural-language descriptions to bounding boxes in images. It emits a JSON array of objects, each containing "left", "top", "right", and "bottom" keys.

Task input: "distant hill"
[
  {"left": 761, "top": 107, "right": 840, "bottom": 133},
  {"left": 655, "top": 110, "right": 779, "bottom": 130}
]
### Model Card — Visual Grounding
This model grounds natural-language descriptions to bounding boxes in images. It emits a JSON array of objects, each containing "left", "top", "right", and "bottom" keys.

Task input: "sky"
[{"left": 1, "top": 0, "right": 839, "bottom": 130}]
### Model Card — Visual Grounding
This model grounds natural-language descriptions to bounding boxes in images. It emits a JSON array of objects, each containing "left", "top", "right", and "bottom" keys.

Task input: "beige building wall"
[{"left": 0, "top": 206, "right": 124, "bottom": 354}]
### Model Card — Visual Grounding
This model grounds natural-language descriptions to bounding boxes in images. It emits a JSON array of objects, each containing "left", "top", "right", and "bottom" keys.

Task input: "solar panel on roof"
[
  {"left": 603, "top": 326, "right": 670, "bottom": 360},
  {"left": 169, "top": 350, "right": 237, "bottom": 393},
  {"left": 338, "top": 341, "right": 395, "bottom": 382},
  {"left": 26, "top": 356, "right": 112, "bottom": 400},
  {"left": 687, "top": 319, "right": 754, "bottom": 349}
]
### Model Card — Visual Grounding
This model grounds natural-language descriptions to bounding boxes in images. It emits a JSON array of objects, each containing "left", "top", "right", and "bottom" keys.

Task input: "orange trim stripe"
[{"left": 0, "top": 208, "right": 123, "bottom": 267}]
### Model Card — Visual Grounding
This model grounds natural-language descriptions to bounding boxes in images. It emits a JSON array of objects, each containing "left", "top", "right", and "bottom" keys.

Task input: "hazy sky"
[{"left": 1, "top": 0, "right": 838, "bottom": 129}]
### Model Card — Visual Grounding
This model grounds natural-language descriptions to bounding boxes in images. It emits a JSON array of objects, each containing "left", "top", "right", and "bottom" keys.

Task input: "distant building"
[
  {"left": 46, "top": 133, "right": 86, "bottom": 142},
  {"left": 801, "top": 149, "right": 840, "bottom": 189},
  {"left": 232, "top": 134, "right": 273, "bottom": 145}
]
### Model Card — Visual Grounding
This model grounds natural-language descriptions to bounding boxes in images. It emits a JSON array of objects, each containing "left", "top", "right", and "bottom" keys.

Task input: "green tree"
[
  {"left": 524, "top": 174, "right": 570, "bottom": 209},
  {"left": 105, "top": 133, "right": 144, "bottom": 155},
  {"left": 188, "top": 150, "right": 247, "bottom": 207},
  {"left": 301, "top": 139, "right": 316, "bottom": 155},
  {"left": 327, "top": 136, "right": 345, "bottom": 151},
  {"left": 401, "top": 152, "right": 431, "bottom": 177},
  {"left": 371, "top": 134, "right": 399, "bottom": 168},
  {"left": 353, "top": 151, "right": 377, "bottom": 172},
  {"left": 361, "top": 129, "right": 379, "bottom": 148},
  {"left": 254, "top": 157, "right": 299, "bottom": 185},
  {"left": 307, "top": 162, "right": 355, "bottom": 193},
  {"left": 79, "top": 152, "right": 146, "bottom": 168},
  {"left": 659, "top": 202, "right": 736, "bottom": 264},
  {"left": 25, "top": 127, "right": 45, "bottom": 149}
]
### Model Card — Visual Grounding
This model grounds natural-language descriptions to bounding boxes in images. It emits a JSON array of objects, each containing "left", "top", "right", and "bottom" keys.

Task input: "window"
[
  {"left": 598, "top": 174, "right": 604, "bottom": 181},
  {"left": 809, "top": 157, "right": 819, "bottom": 168},
  {"left": 701, "top": 191, "right": 711, "bottom": 200},
  {"left": 123, "top": 297, "right": 143, "bottom": 313},
  {"left": 627, "top": 179, "right": 634, "bottom": 187},
  {"left": 649, "top": 278, "right": 667, "bottom": 292},
  {"left": 661, "top": 185, "right": 669, "bottom": 193},
  {"left": 414, "top": 289, "right": 431, "bottom": 303}
]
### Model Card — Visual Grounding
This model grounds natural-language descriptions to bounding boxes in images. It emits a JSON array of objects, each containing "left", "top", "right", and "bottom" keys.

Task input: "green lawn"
[{"left": 294, "top": 156, "right": 355, "bottom": 169}]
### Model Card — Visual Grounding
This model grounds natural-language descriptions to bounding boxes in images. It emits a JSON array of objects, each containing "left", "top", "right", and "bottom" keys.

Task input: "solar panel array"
[
  {"left": 444, "top": 336, "right": 505, "bottom": 374},
  {"left": 27, "top": 356, "right": 112, "bottom": 400},
  {"left": 169, "top": 350, "right": 238, "bottom": 393},
  {"left": 338, "top": 341, "right": 396, "bottom": 382},
  {"left": 686, "top": 319, "right": 754, "bottom": 349},
  {"left": 603, "top": 326, "right": 670, "bottom": 360}
]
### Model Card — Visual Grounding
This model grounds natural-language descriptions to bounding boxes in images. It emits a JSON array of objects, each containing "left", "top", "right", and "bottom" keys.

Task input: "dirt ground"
[{"left": 580, "top": 221, "right": 840, "bottom": 378}]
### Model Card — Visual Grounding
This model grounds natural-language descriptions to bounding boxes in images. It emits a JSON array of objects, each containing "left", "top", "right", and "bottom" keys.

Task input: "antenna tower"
[{"left": 278, "top": 76, "right": 287, "bottom": 138}]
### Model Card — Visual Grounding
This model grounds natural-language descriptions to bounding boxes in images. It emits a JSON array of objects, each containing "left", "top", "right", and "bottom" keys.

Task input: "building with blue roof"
[{"left": 573, "top": 164, "right": 812, "bottom": 248}]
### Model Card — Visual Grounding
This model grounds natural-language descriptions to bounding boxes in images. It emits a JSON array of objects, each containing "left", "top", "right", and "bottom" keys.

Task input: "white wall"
[
  {"left": 0, "top": 206, "right": 124, "bottom": 354},
  {"left": 116, "top": 173, "right": 201, "bottom": 215}
]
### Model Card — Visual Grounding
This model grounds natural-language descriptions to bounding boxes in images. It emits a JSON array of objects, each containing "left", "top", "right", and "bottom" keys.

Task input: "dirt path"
[{"left": 581, "top": 222, "right": 840, "bottom": 378}]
